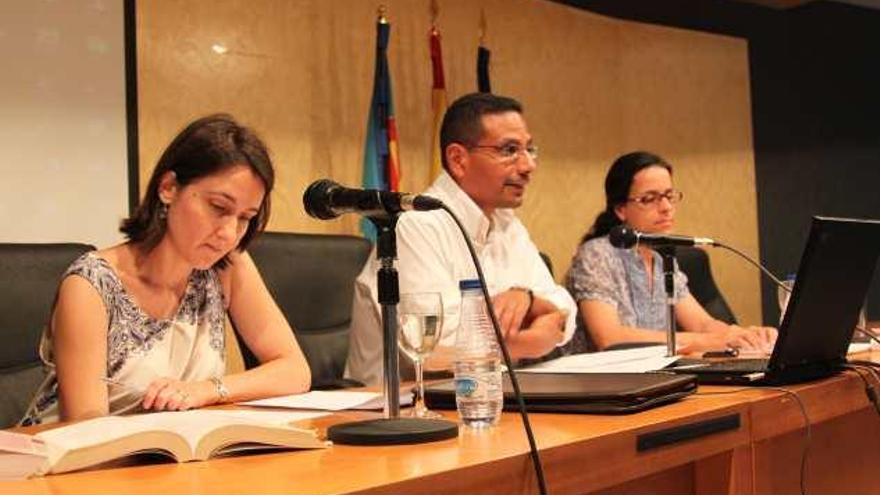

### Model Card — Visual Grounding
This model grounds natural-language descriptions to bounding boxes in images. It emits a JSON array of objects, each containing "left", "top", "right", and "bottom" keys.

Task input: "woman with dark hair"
[
  {"left": 564, "top": 151, "right": 776, "bottom": 353},
  {"left": 22, "top": 114, "right": 311, "bottom": 424}
]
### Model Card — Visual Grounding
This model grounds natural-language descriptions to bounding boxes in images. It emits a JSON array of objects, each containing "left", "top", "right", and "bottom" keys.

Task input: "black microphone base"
[{"left": 327, "top": 417, "right": 458, "bottom": 445}]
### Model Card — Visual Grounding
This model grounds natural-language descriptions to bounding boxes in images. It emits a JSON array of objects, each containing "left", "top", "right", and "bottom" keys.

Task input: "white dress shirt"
[{"left": 345, "top": 171, "right": 577, "bottom": 386}]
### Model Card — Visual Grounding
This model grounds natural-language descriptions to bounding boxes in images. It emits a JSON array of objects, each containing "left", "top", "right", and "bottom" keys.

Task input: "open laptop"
[{"left": 668, "top": 216, "right": 880, "bottom": 385}]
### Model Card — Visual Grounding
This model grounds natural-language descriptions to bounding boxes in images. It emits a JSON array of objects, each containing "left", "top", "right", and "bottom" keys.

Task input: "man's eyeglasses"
[
  {"left": 468, "top": 142, "right": 539, "bottom": 162},
  {"left": 626, "top": 189, "right": 684, "bottom": 208}
]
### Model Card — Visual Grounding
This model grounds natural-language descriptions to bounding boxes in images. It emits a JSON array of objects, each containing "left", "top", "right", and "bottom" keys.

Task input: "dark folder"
[{"left": 423, "top": 372, "right": 697, "bottom": 414}]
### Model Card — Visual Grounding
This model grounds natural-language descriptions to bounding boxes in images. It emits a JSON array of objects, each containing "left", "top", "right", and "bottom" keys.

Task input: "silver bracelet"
[{"left": 210, "top": 376, "right": 230, "bottom": 403}]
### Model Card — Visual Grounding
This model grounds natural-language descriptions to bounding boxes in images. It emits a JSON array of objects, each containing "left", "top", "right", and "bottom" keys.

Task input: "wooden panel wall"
[{"left": 137, "top": 0, "right": 762, "bottom": 324}]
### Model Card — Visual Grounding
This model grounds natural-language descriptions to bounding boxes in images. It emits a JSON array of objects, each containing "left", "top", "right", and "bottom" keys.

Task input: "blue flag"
[{"left": 361, "top": 18, "right": 401, "bottom": 240}]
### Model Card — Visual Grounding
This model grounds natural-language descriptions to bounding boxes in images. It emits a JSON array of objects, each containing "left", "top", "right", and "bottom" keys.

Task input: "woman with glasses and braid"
[{"left": 563, "top": 151, "right": 776, "bottom": 354}]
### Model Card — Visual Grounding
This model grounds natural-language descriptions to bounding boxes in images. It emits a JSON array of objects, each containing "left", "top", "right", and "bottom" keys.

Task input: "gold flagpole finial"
[
  {"left": 479, "top": 9, "right": 487, "bottom": 45},
  {"left": 378, "top": 4, "right": 388, "bottom": 24},
  {"left": 430, "top": 0, "right": 439, "bottom": 29}
]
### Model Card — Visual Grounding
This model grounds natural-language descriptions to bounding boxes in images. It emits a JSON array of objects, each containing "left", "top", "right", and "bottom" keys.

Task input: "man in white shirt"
[{"left": 345, "top": 93, "right": 577, "bottom": 386}]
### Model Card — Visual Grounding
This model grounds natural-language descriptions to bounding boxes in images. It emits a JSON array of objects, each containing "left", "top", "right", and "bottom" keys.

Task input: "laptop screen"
[{"left": 770, "top": 216, "right": 880, "bottom": 374}]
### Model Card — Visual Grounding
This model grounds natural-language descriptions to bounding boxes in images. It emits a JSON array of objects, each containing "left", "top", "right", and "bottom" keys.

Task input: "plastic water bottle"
[
  {"left": 453, "top": 279, "right": 503, "bottom": 428},
  {"left": 852, "top": 301, "right": 871, "bottom": 345},
  {"left": 777, "top": 274, "right": 796, "bottom": 324}
]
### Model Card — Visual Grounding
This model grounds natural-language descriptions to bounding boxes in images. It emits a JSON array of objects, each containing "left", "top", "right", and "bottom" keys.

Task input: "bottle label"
[{"left": 454, "top": 376, "right": 479, "bottom": 397}]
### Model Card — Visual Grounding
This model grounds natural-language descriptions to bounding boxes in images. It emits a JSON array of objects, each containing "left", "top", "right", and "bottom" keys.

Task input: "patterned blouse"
[
  {"left": 563, "top": 236, "right": 689, "bottom": 353},
  {"left": 21, "top": 253, "right": 227, "bottom": 425}
]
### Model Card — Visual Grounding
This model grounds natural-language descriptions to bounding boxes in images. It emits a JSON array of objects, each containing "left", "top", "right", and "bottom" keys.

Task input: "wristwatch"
[{"left": 210, "top": 376, "right": 230, "bottom": 403}]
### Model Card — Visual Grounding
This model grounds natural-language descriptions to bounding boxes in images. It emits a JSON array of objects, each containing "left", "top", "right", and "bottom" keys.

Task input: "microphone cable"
[
  {"left": 698, "top": 240, "right": 880, "bottom": 495},
  {"left": 440, "top": 204, "right": 548, "bottom": 495},
  {"left": 843, "top": 364, "right": 880, "bottom": 416},
  {"left": 715, "top": 241, "right": 880, "bottom": 364},
  {"left": 714, "top": 242, "right": 877, "bottom": 344},
  {"left": 766, "top": 386, "right": 812, "bottom": 495},
  {"left": 693, "top": 386, "right": 811, "bottom": 495},
  {"left": 712, "top": 241, "right": 791, "bottom": 292}
]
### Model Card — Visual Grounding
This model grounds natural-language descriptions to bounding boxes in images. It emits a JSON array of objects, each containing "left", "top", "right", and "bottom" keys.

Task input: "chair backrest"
[
  {"left": 675, "top": 246, "right": 738, "bottom": 324},
  {"left": 0, "top": 243, "right": 95, "bottom": 427},
  {"left": 235, "top": 232, "right": 372, "bottom": 389}
]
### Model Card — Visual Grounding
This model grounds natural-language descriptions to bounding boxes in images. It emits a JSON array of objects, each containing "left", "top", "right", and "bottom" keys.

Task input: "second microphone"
[{"left": 608, "top": 225, "right": 716, "bottom": 249}]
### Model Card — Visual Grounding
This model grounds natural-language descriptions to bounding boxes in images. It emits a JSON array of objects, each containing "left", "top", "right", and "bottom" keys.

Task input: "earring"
[{"left": 158, "top": 202, "right": 169, "bottom": 221}]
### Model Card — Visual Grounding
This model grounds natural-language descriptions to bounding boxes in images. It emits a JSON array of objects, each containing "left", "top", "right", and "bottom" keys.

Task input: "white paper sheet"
[
  {"left": 518, "top": 345, "right": 680, "bottom": 374},
  {"left": 848, "top": 328, "right": 879, "bottom": 354},
  {"left": 190, "top": 409, "right": 328, "bottom": 425},
  {"left": 240, "top": 390, "right": 413, "bottom": 411}
]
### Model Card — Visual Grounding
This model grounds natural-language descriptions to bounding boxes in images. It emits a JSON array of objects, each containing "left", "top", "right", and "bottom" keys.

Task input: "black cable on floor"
[{"left": 693, "top": 386, "right": 811, "bottom": 495}]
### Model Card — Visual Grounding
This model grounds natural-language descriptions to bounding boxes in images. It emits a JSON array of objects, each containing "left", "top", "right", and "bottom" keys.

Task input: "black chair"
[
  {"left": 675, "top": 246, "right": 737, "bottom": 324},
  {"left": 234, "top": 232, "right": 372, "bottom": 390},
  {"left": 0, "top": 243, "right": 95, "bottom": 428}
]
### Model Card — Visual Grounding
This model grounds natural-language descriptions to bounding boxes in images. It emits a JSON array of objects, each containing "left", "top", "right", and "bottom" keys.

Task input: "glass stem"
[{"left": 414, "top": 358, "right": 426, "bottom": 414}]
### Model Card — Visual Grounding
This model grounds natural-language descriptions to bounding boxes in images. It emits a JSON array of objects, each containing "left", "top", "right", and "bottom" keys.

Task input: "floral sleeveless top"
[{"left": 21, "top": 253, "right": 227, "bottom": 425}]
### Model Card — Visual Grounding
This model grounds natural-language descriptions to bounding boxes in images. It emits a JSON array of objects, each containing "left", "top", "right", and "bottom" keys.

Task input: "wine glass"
[{"left": 397, "top": 292, "right": 444, "bottom": 419}]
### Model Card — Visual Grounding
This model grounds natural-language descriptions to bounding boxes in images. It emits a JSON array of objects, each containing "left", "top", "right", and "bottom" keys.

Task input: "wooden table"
[{"left": 6, "top": 352, "right": 880, "bottom": 495}]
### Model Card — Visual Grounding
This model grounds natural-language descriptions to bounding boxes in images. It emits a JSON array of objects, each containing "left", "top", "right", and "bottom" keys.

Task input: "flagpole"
[{"left": 477, "top": 9, "right": 492, "bottom": 93}]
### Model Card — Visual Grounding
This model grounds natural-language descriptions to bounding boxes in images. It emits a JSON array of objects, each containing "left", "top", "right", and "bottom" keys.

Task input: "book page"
[
  {"left": 36, "top": 415, "right": 154, "bottom": 454},
  {"left": 35, "top": 415, "right": 189, "bottom": 474},
  {"left": 127, "top": 409, "right": 323, "bottom": 457},
  {"left": 124, "top": 411, "right": 234, "bottom": 454}
]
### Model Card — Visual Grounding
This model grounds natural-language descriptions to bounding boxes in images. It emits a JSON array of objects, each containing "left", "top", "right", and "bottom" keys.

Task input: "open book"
[{"left": 0, "top": 409, "right": 328, "bottom": 478}]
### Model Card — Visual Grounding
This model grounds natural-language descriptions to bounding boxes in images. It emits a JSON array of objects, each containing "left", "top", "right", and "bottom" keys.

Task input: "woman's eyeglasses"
[{"left": 626, "top": 189, "right": 684, "bottom": 208}]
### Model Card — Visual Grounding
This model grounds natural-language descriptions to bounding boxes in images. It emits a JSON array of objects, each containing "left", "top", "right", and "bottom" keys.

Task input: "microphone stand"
[
  {"left": 657, "top": 246, "right": 678, "bottom": 356},
  {"left": 373, "top": 216, "right": 404, "bottom": 418},
  {"left": 327, "top": 215, "right": 457, "bottom": 445}
]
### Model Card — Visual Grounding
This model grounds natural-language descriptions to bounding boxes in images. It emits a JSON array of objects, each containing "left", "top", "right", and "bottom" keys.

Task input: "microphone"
[
  {"left": 302, "top": 179, "right": 444, "bottom": 220},
  {"left": 608, "top": 225, "right": 716, "bottom": 249}
]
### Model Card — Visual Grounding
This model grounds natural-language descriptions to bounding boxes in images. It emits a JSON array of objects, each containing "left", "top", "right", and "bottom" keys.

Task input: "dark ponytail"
[
  {"left": 581, "top": 151, "right": 672, "bottom": 244},
  {"left": 581, "top": 210, "right": 621, "bottom": 243}
]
